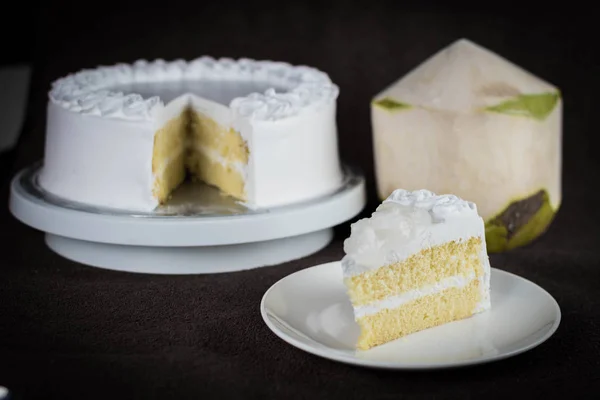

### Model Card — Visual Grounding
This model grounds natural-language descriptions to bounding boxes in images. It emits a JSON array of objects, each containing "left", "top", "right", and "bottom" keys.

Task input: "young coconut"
[{"left": 371, "top": 39, "right": 561, "bottom": 252}]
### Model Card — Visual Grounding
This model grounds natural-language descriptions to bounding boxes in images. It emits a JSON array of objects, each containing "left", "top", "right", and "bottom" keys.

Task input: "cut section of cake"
[
  {"left": 150, "top": 97, "right": 251, "bottom": 206},
  {"left": 341, "top": 189, "right": 491, "bottom": 350}
]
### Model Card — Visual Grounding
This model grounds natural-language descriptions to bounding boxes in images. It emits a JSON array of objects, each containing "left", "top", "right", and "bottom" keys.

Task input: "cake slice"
[{"left": 341, "top": 189, "right": 491, "bottom": 350}]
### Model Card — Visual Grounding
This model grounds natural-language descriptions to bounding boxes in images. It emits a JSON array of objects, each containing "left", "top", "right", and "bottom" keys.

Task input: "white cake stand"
[{"left": 9, "top": 162, "right": 366, "bottom": 274}]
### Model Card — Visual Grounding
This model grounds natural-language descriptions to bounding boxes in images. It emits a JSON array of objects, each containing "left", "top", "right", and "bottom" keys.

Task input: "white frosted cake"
[
  {"left": 342, "top": 189, "right": 491, "bottom": 350},
  {"left": 39, "top": 57, "right": 343, "bottom": 211}
]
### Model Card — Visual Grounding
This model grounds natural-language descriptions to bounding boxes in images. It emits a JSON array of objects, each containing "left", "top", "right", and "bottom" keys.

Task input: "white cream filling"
[
  {"left": 192, "top": 144, "right": 247, "bottom": 175},
  {"left": 353, "top": 271, "right": 484, "bottom": 319},
  {"left": 152, "top": 144, "right": 246, "bottom": 177}
]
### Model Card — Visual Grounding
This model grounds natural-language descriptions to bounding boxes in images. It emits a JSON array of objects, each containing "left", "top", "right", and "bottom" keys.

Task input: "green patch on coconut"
[
  {"left": 373, "top": 97, "right": 412, "bottom": 111},
  {"left": 485, "top": 92, "right": 560, "bottom": 121},
  {"left": 484, "top": 189, "right": 558, "bottom": 252}
]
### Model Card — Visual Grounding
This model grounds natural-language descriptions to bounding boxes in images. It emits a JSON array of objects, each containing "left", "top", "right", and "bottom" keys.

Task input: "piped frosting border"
[{"left": 49, "top": 57, "right": 339, "bottom": 121}]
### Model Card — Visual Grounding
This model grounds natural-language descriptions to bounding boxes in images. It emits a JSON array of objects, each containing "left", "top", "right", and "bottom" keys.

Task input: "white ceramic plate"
[{"left": 261, "top": 262, "right": 561, "bottom": 369}]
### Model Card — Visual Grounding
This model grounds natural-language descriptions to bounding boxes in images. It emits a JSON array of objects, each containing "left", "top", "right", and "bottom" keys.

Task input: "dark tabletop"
[{"left": 1, "top": 2, "right": 599, "bottom": 399}]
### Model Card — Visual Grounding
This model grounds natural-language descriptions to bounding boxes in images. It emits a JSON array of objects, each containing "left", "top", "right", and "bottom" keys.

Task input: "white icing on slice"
[{"left": 342, "top": 189, "right": 485, "bottom": 277}]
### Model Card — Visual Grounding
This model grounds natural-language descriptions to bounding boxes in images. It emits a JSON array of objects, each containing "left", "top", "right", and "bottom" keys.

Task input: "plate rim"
[{"left": 260, "top": 261, "right": 562, "bottom": 370}]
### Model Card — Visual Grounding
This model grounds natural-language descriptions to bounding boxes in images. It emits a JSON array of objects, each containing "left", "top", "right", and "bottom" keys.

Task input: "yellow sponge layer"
[
  {"left": 189, "top": 111, "right": 249, "bottom": 164},
  {"left": 345, "top": 237, "right": 483, "bottom": 306},
  {"left": 152, "top": 151, "right": 187, "bottom": 203},
  {"left": 152, "top": 113, "right": 187, "bottom": 203},
  {"left": 356, "top": 278, "right": 482, "bottom": 350},
  {"left": 151, "top": 108, "right": 249, "bottom": 204}
]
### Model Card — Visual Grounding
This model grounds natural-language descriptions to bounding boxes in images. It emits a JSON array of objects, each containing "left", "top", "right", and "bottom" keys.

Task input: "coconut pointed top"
[{"left": 375, "top": 38, "right": 558, "bottom": 112}]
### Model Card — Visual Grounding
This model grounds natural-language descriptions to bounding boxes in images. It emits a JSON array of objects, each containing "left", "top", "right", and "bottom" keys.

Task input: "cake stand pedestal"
[{"left": 9, "top": 163, "right": 366, "bottom": 274}]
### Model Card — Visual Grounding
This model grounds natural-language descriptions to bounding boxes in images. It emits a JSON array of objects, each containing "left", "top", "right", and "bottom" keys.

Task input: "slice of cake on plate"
[{"left": 341, "top": 189, "right": 491, "bottom": 350}]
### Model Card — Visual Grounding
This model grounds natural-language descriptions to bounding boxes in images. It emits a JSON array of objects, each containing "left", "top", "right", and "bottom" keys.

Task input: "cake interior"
[
  {"left": 344, "top": 237, "right": 486, "bottom": 350},
  {"left": 151, "top": 108, "right": 249, "bottom": 205},
  {"left": 108, "top": 80, "right": 285, "bottom": 206}
]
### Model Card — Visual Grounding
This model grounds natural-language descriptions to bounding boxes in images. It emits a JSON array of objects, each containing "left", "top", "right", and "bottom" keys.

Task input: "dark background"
[{"left": 1, "top": 2, "right": 599, "bottom": 399}]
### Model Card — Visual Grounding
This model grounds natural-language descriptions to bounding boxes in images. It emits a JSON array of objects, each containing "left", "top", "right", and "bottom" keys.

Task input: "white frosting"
[
  {"left": 40, "top": 102, "right": 159, "bottom": 211},
  {"left": 342, "top": 189, "right": 484, "bottom": 277},
  {"left": 193, "top": 144, "right": 246, "bottom": 176},
  {"left": 384, "top": 188, "right": 478, "bottom": 221},
  {"left": 49, "top": 57, "right": 339, "bottom": 122},
  {"left": 39, "top": 57, "right": 344, "bottom": 212}
]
